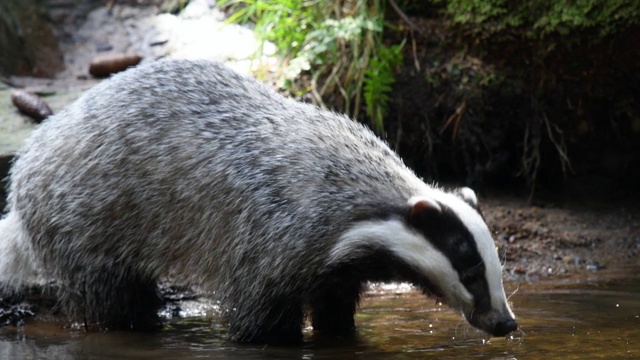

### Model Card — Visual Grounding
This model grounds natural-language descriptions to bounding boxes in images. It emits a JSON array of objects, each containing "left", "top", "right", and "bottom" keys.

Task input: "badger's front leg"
[{"left": 309, "top": 278, "right": 363, "bottom": 335}]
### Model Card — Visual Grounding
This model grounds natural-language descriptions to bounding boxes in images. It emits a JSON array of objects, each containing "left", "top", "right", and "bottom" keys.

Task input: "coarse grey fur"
[{"left": 0, "top": 60, "right": 515, "bottom": 343}]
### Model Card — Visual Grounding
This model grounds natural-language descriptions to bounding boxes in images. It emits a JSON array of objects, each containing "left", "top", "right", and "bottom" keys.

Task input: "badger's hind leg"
[
  {"left": 226, "top": 293, "right": 305, "bottom": 344},
  {"left": 60, "top": 267, "right": 162, "bottom": 331}
]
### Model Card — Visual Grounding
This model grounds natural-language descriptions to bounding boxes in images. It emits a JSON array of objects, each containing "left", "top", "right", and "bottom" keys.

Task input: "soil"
[{"left": 483, "top": 193, "right": 639, "bottom": 281}]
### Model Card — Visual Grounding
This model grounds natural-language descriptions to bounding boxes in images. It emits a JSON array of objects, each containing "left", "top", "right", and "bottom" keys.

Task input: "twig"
[
  {"left": 319, "top": 59, "right": 343, "bottom": 99},
  {"left": 439, "top": 99, "right": 468, "bottom": 140},
  {"left": 542, "top": 112, "right": 573, "bottom": 176},
  {"left": 411, "top": 32, "right": 420, "bottom": 72},
  {"left": 388, "top": 0, "right": 423, "bottom": 36},
  {"left": 310, "top": 72, "right": 326, "bottom": 109},
  {"left": 520, "top": 115, "right": 541, "bottom": 202}
]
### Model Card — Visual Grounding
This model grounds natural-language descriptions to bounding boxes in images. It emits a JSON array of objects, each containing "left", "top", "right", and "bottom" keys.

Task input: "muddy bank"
[{"left": 484, "top": 194, "right": 639, "bottom": 281}]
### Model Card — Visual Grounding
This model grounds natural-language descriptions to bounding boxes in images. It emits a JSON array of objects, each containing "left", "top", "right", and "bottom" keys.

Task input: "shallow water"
[{"left": 1, "top": 267, "right": 638, "bottom": 359}]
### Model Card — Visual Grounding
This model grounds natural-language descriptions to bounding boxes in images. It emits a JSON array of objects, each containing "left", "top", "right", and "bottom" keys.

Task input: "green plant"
[
  {"left": 364, "top": 41, "right": 404, "bottom": 132},
  {"left": 218, "top": 0, "right": 404, "bottom": 132},
  {"left": 221, "top": 0, "right": 317, "bottom": 60}
]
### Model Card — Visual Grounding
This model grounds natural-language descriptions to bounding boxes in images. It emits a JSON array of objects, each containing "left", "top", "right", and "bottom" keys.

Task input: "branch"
[{"left": 388, "top": 0, "right": 423, "bottom": 36}]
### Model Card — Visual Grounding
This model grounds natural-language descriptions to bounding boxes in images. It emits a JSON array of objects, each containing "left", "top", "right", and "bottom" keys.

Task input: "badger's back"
[{"left": 8, "top": 60, "right": 424, "bottom": 291}]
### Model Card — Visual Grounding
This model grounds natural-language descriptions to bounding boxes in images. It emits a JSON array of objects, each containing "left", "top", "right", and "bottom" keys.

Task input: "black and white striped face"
[
  {"left": 406, "top": 189, "right": 517, "bottom": 336},
  {"left": 331, "top": 187, "right": 517, "bottom": 336}
]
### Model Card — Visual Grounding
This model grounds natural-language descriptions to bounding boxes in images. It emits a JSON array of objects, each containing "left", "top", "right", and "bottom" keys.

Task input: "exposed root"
[
  {"left": 542, "top": 111, "right": 573, "bottom": 176},
  {"left": 440, "top": 99, "right": 468, "bottom": 140},
  {"left": 520, "top": 112, "right": 542, "bottom": 201},
  {"left": 388, "top": 0, "right": 423, "bottom": 36},
  {"left": 520, "top": 105, "right": 573, "bottom": 201}
]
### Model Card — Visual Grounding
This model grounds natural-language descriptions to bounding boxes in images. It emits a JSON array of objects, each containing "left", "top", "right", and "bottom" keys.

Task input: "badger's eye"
[
  {"left": 460, "top": 261, "right": 484, "bottom": 285},
  {"left": 460, "top": 271, "right": 477, "bottom": 285}
]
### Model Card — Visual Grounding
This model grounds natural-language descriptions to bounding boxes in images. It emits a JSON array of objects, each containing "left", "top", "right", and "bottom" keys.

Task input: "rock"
[
  {"left": 95, "top": 42, "right": 114, "bottom": 52},
  {"left": 0, "top": 83, "right": 95, "bottom": 158},
  {"left": 89, "top": 54, "right": 143, "bottom": 78},
  {"left": 0, "top": 0, "right": 63, "bottom": 77},
  {"left": 586, "top": 261, "right": 605, "bottom": 272},
  {"left": 10, "top": 89, "right": 53, "bottom": 122}
]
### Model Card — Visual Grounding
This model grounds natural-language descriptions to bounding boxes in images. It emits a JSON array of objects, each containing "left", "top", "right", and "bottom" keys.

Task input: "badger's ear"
[
  {"left": 455, "top": 187, "right": 478, "bottom": 208},
  {"left": 408, "top": 197, "right": 442, "bottom": 224}
]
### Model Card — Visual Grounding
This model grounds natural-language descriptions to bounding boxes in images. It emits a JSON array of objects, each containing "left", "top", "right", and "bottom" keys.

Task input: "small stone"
[
  {"left": 95, "top": 42, "right": 113, "bottom": 52},
  {"left": 10, "top": 89, "right": 53, "bottom": 122},
  {"left": 586, "top": 261, "right": 605, "bottom": 272}
]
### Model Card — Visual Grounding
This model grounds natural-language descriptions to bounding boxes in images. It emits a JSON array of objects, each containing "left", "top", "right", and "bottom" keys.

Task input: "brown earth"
[{"left": 482, "top": 192, "right": 639, "bottom": 281}]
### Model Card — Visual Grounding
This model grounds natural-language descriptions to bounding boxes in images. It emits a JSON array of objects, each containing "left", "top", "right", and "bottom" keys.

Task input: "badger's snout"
[
  {"left": 466, "top": 311, "right": 518, "bottom": 337},
  {"left": 491, "top": 317, "right": 518, "bottom": 336}
]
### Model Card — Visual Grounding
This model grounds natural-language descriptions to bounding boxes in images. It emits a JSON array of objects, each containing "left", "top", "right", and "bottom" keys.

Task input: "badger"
[{"left": 0, "top": 59, "right": 517, "bottom": 344}]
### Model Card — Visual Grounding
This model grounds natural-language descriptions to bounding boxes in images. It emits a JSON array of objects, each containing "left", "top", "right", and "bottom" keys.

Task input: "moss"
[{"left": 440, "top": 0, "right": 640, "bottom": 40}]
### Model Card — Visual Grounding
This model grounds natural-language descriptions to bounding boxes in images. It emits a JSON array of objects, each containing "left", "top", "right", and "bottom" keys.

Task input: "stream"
[{"left": 0, "top": 266, "right": 638, "bottom": 359}]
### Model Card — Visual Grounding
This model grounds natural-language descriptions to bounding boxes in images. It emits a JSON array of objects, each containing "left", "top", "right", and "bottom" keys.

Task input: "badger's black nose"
[{"left": 493, "top": 318, "right": 518, "bottom": 336}]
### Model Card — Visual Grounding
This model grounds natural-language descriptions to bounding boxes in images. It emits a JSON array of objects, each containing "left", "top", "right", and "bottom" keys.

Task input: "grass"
[{"left": 218, "top": 0, "right": 404, "bottom": 133}]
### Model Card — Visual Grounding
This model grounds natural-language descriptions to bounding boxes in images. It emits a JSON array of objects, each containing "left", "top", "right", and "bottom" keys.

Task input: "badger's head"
[{"left": 330, "top": 187, "right": 517, "bottom": 337}]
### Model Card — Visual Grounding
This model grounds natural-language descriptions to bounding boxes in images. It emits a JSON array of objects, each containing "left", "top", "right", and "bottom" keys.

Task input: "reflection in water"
[{"left": 1, "top": 267, "right": 638, "bottom": 359}]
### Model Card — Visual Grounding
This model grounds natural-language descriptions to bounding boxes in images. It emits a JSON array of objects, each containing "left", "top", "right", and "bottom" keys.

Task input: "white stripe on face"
[
  {"left": 429, "top": 191, "right": 514, "bottom": 317},
  {"left": 328, "top": 219, "right": 474, "bottom": 312}
]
